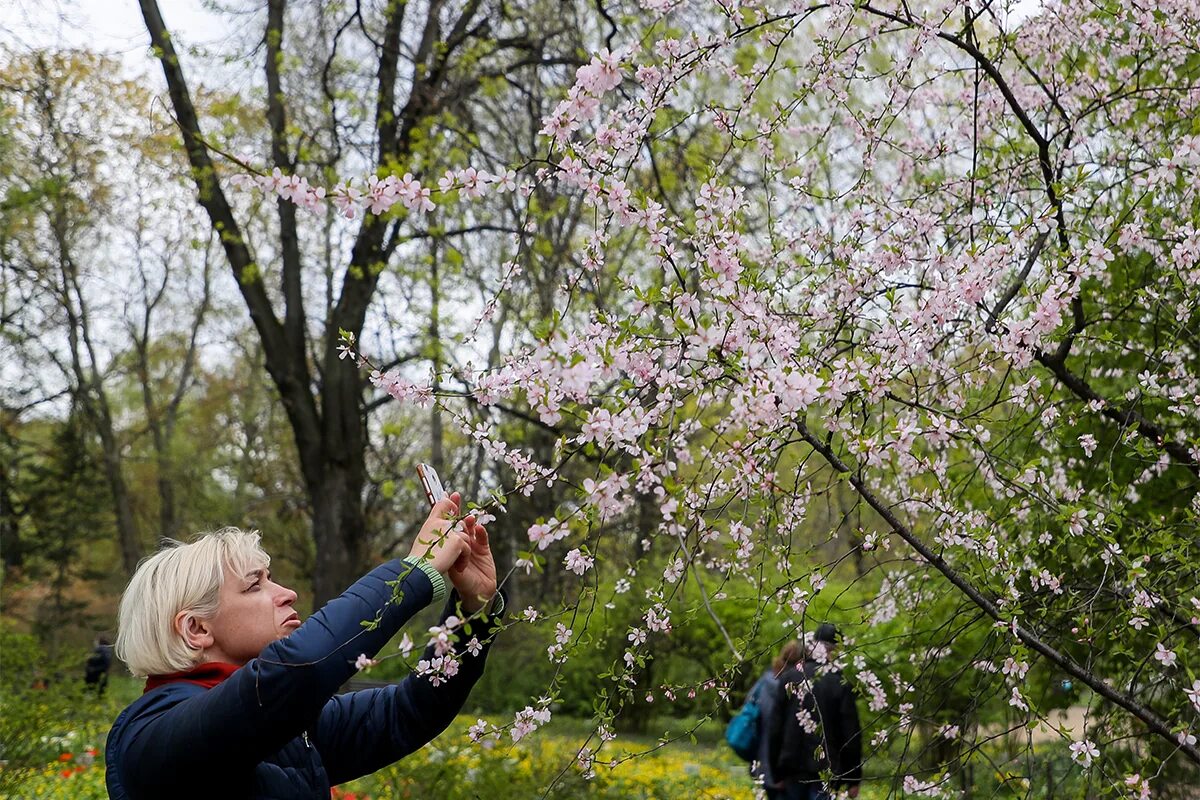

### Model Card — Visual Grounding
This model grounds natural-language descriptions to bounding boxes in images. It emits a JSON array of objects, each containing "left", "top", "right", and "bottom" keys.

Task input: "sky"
[
  {"left": 7, "top": 0, "right": 1047, "bottom": 64},
  {"left": 3, "top": 0, "right": 227, "bottom": 74}
]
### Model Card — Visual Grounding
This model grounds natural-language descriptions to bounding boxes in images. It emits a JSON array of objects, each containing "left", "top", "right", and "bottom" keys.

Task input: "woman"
[
  {"left": 106, "top": 493, "right": 503, "bottom": 799},
  {"left": 767, "top": 624, "right": 863, "bottom": 800},
  {"left": 753, "top": 639, "right": 804, "bottom": 799}
]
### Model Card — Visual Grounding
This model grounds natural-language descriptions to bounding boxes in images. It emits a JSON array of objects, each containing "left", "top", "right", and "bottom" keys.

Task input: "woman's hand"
[
  {"left": 448, "top": 516, "right": 498, "bottom": 613},
  {"left": 408, "top": 493, "right": 472, "bottom": 575}
]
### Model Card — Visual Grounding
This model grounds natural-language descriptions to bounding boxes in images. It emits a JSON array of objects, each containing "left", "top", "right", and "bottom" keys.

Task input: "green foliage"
[
  {"left": 2, "top": 415, "right": 114, "bottom": 649},
  {"left": 0, "top": 627, "right": 130, "bottom": 798}
]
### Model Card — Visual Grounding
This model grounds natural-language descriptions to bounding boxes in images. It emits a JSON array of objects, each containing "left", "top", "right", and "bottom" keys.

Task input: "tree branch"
[
  {"left": 265, "top": 0, "right": 310, "bottom": 378},
  {"left": 1034, "top": 352, "right": 1198, "bottom": 475},
  {"left": 984, "top": 230, "right": 1049, "bottom": 333},
  {"left": 138, "top": 0, "right": 324, "bottom": 478},
  {"left": 796, "top": 419, "right": 1200, "bottom": 764}
]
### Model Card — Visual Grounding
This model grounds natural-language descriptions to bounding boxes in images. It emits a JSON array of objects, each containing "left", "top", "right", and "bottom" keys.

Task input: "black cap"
[{"left": 814, "top": 623, "right": 840, "bottom": 643}]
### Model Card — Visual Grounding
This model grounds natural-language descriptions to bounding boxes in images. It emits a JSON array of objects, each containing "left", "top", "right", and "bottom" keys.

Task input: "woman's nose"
[{"left": 276, "top": 585, "right": 298, "bottom": 607}]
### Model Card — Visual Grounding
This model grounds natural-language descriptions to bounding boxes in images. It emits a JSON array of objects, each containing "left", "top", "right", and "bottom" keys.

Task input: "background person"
[
  {"left": 105, "top": 492, "right": 503, "bottom": 799},
  {"left": 767, "top": 623, "right": 863, "bottom": 800},
  {"left": 84, "top": 634, "right": 113, "bottom": 694},
  {"left": 752, "top": 639, "right": 805, "bottom": 799}
]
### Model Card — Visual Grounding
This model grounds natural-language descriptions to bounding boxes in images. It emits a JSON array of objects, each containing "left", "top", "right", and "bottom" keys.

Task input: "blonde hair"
[{"left": 115, "top": 527, "right": 270, "bottom": 677}]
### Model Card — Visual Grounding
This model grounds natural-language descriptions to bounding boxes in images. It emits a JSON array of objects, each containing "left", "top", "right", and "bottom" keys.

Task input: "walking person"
[
  {"left": 105, "top": 492, "right": 504, "bottom": 799},
  {"left": 84, "top": 635, "right": 114, "bottom": 694},
  {"left": 767, "top": 623, "right": 863, "bottom": 800},
  {"left": 752, "top": 639, "right": 805, "bottom": 799}
]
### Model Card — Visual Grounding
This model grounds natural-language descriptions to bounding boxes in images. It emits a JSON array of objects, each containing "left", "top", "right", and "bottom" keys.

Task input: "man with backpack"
[{"left": 766, "top": 624, "right": 863, "bottom": 800}]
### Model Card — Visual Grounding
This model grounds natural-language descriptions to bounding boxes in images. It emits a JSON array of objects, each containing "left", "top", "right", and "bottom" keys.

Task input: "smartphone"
[{"left": 416, "top": 463, "right": 447, "bottom": 507}]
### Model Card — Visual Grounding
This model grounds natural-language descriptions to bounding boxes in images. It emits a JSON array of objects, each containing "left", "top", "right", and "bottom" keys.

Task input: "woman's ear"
[{"left": 175, "top": 611, "right": 215, "bottom": 652}]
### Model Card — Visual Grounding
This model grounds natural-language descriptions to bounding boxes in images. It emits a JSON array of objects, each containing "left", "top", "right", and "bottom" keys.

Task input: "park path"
[{"left": 1027, "top": 705, "right": 1089, "bottom": 744}]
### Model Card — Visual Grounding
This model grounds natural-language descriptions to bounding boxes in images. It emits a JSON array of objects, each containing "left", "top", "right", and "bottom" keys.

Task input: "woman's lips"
[{"left": 283, "top": 614, "right": 302, "bottom": 628}]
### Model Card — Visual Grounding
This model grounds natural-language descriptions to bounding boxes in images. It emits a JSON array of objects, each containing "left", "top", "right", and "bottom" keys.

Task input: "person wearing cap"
[
  {"left": 104, "top": 492, "right": 504, "bottom": 799},
  {"left": 766, "top": 622, "right": 863, "bottom": 799}
]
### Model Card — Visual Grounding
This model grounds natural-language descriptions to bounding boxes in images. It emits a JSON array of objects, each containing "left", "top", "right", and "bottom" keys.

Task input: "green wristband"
[{"left": 402, "top": 557, "right": 447, "bottom": 605}]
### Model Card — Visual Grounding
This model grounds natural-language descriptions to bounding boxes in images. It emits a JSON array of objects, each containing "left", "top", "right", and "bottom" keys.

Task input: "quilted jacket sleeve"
[{"left": 315, "top": 591, "right": 505, "bottom": 785}]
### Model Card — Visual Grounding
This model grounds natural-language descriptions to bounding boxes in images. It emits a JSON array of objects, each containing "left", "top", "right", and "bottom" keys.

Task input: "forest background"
[{"left": 2, "top": 0, "right": 1199, "bottom": 797}]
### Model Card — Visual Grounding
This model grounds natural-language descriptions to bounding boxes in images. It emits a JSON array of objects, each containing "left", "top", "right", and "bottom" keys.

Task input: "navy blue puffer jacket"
[{"left": 105, "top": 557, "right": 501, "bottom": 799}]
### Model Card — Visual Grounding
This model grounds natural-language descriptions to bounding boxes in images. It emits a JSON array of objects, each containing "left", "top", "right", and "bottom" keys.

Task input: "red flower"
[{"left": 58, "top": 753, "right": 73, "bottom": 762}]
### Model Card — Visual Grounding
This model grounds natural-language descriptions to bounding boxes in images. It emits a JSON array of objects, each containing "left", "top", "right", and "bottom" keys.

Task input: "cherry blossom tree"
[{"left": 221, "top": 0, "right": 1200, "bottom": 792}]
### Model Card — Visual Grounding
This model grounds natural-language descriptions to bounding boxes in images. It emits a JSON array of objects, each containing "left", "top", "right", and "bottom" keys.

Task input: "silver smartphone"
[{"left": 416, "top": 463, "right": 447, "bottom": 507}]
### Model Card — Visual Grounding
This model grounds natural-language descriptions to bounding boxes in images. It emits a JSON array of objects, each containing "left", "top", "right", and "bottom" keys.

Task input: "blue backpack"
[{"left": 725, "top": 676, "right": 769, "bottom": 761}]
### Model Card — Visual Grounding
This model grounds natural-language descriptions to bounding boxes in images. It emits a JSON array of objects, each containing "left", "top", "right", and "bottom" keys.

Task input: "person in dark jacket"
[
  {"left": 751, "top": 639, "right": 804, "bottom": 799},
  {"left": 767, "top": 623, "right": 863, "bottom": 800},
  {"left": 84, "top": 635, "right": 113, "bottom": 694},
  {"left": 106, "top": 492, "right": 503, "bottom": 799}
]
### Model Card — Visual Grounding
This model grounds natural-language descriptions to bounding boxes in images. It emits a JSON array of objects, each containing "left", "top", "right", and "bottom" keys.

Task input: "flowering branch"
[{"left": 796, "top": 419, "right": 1200, "bottom": 765}]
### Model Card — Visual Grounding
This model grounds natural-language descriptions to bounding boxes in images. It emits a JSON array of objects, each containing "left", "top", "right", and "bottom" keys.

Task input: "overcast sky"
[
  {"left": 3, "top": 0, "right": 227, "bottom": 73},
  {"left": 6, "top": 0, "right": 1046, "bottom": 66}
]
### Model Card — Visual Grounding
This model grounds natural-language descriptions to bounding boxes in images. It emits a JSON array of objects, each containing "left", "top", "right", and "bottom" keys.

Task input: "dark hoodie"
[{"left": 767, "top": 658, "right": 863, "bottom": 788}]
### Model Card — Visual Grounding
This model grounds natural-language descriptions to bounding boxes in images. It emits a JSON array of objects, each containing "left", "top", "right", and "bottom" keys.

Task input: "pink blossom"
[
  {"left": 527, "top": 518, "right": 567, "bottom": 550},
  {"left": 468, "top": 719, "right": 490, "bottom": 742},
  {"left": 564, "top": 548, "right": 594, "bottom": 575},
  {"left": 1153, "top": 642, "right": 1177, "bottom": 668},
  {"left": 1185, "top": 679, "right": 1200, "bottom": 712},
  {"left": 574, "top": 49, "right": 623, "bottom": 95}
]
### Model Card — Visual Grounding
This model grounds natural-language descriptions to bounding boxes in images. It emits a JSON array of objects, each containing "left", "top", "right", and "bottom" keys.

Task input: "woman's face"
[{"left": 203, "top": 563, "right": 301, "bottom": 665}]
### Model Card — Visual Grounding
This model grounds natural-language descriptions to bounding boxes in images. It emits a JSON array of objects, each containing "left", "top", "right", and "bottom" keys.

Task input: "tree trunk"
[
  {"left": 305, "top": 345, "right": 370, "bottom": 605},
  {"left": 155, "top": 448, "right": 178, "bottom": 540},
  {"left": 309, "top": 462, "right": 368, "bottom": 603},
  {"left": 55, "top": 230, "right": 142, "bottom": 576},
  {"left": 95, "top": 414, "right": 142, "bottom": 575},
  {"left": 0, "top": 429, "right": 25, "bottom": 570},
  {"left": 135, "top": 348, "right": 178, "bottom": 540}
]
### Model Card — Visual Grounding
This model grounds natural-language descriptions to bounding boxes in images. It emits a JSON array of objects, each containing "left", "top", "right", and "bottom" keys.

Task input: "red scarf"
[{"left": 144, "top": 661, "right": 241, "bottom": 693}]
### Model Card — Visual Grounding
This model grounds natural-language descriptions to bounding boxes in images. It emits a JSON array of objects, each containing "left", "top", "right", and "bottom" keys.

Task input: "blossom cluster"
[{"left": 229, "top": 164, "right": 520, "bottom": 219}]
